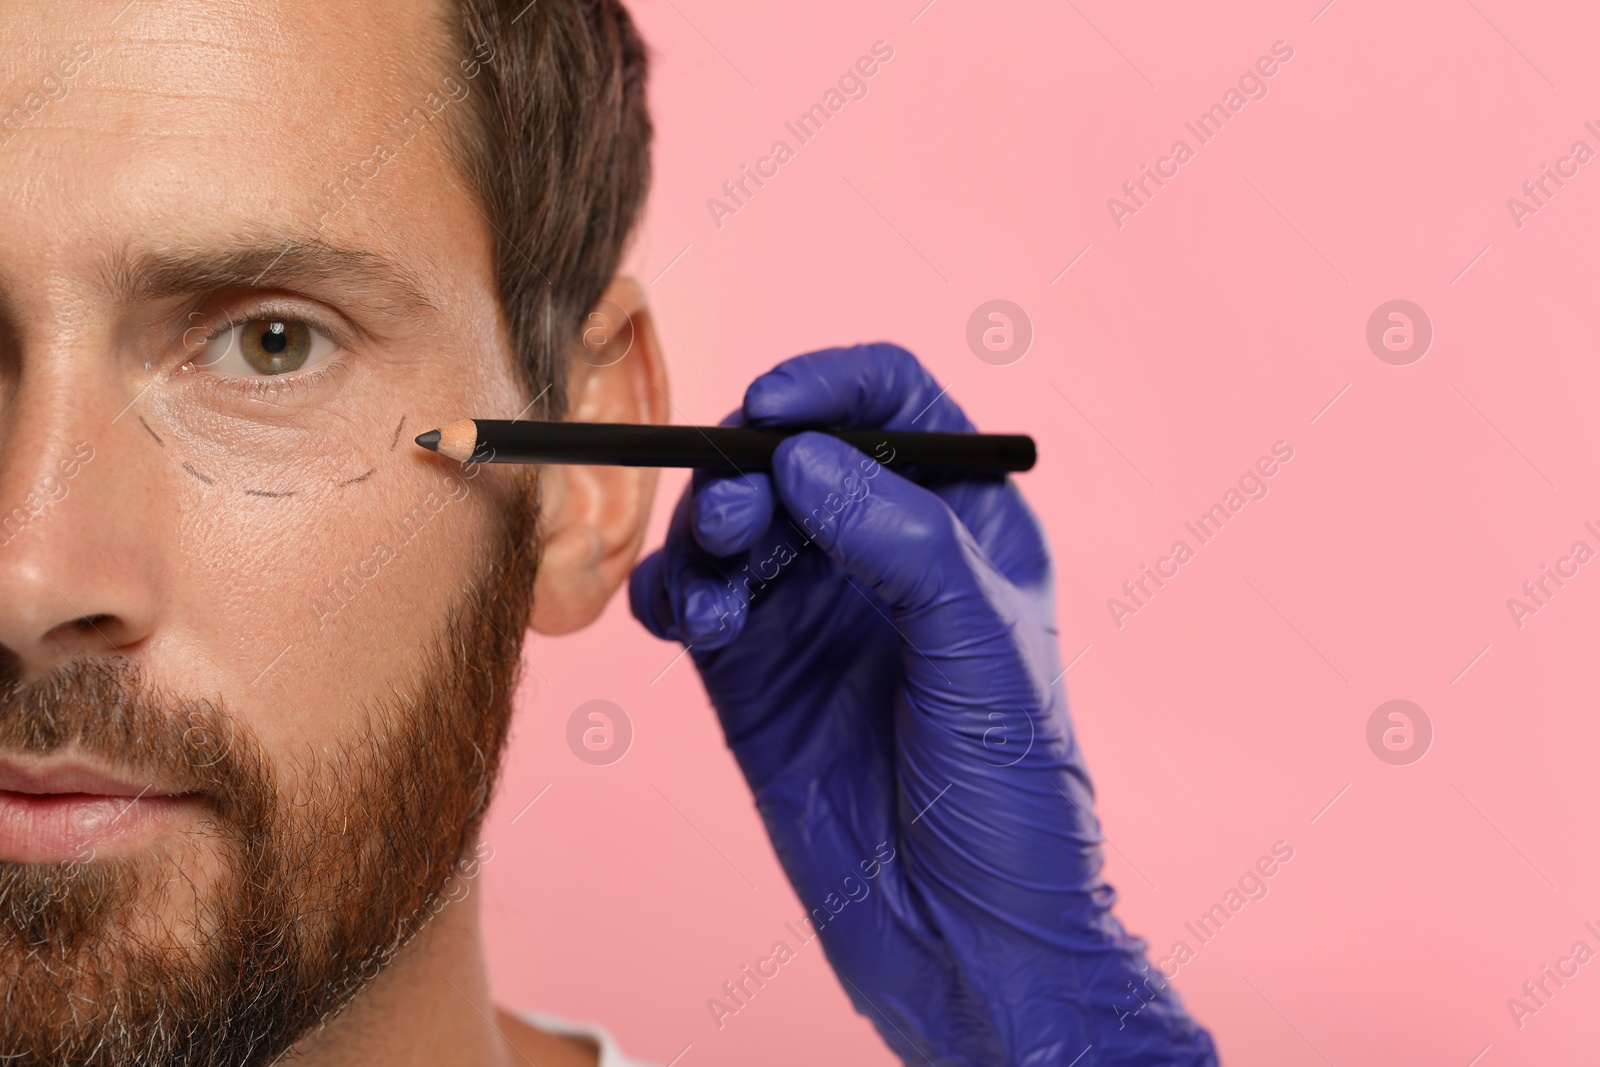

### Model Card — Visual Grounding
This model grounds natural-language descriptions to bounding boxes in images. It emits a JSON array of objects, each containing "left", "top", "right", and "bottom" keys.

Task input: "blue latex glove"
[{"left": 630, "top": 344, "right": 1219, "bottom": 1066}]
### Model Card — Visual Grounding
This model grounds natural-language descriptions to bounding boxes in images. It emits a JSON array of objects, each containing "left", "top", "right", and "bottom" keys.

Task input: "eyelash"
[{"left": 185, "top": 356, "right": 347, "bottom": 404}]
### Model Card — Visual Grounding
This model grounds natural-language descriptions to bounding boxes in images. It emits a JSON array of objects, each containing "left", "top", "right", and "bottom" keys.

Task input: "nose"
[{"left": 0, "top": 371, "right": 160, "bottom": 676}]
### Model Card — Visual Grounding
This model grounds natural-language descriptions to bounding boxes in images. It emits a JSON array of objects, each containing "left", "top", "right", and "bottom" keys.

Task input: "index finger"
[{"left": 742, "top": 343, "right": 976, "bottom": 434}]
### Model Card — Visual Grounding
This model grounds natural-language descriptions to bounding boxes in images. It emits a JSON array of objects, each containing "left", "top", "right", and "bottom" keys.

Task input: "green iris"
[{"left": 240, "top": 320, "right": 312, "bottom": 375}]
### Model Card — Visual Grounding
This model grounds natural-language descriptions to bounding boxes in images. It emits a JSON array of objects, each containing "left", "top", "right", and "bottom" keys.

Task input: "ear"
[{"left": 530, "top": 275, "right": 670, "bottom": 635}]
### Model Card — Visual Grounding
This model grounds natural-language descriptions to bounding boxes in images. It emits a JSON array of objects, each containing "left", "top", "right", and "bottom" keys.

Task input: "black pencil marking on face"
[
  {"left": 337, "top": 469, "right": 376, "bottom": 487},
  {"left": 244, "top": 488, "right": 296, "bottom": 499},
  {"left": 391, "top": 415, "right": 406, "bottom": 450},
  {"left": 182, "top": 462, "right": 214, "bottom": 485},
  {"left": 137, "top": 416, "right": 164, "bottom": 447}
]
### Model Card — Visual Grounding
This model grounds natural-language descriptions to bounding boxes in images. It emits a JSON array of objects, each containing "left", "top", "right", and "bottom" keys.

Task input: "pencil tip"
[{"left": 414, "top": 429, "right": 441, "bottom": 451}]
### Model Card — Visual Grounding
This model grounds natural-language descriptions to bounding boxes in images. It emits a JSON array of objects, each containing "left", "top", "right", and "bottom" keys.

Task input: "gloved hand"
[{"left": 630, "top": 344, "right": 1219, "bottom": 1066}]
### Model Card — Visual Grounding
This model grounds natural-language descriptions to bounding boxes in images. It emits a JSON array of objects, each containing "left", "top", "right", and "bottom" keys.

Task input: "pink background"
[{"left": 479, "top": 1, "right": 1600, "bottom": 1064}]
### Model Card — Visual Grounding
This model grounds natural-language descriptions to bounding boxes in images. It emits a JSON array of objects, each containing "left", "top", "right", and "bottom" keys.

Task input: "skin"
[{"left": 0, "top": 0, "right": 667, "bottom": 1063}]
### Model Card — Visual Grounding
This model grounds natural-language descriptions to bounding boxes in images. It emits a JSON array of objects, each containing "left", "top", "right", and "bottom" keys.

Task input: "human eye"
[{"left": 193, "top": 316, "right": 339, "bottom": 379}]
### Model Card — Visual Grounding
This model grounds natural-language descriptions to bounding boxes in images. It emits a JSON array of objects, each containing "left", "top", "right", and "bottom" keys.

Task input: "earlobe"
[{"left": 529, "top": 276, "right": 669, "bottom": 635}]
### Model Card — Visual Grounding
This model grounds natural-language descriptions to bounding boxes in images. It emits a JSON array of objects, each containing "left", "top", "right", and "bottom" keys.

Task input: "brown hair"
[{"left": 448, "top": 0, "right": 652, "bottom": 418}]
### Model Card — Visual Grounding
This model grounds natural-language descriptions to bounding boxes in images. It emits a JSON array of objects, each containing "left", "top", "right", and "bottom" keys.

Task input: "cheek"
[
  {"left": 176, "top": 462, "right": 502, "bottom": 758},
  {"left": 146, "top": 413, "right": 508, "bottom": 762},
  {"left": 136, "top": 322, "right": 526, "bottom": 761}
]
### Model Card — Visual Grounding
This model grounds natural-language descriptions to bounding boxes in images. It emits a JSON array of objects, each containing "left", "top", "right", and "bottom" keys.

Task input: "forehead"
[{"left": 0, "top": 0, "right": 468, "bottom": 281}]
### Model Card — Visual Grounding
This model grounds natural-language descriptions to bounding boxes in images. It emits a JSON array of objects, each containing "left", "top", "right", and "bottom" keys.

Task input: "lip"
[
  {"left": 0, "top": 758, "right": 174, "bottom": 798},
  {"left": 0, "top": 757, "right": 204, "bottom": 864}
]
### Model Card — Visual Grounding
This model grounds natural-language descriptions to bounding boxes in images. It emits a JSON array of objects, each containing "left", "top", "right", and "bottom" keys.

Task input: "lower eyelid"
[{"left": 179, "top": 355, "right": 349, "bottom": 407}]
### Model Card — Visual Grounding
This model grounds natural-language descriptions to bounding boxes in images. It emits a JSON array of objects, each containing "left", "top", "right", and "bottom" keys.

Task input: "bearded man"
[{"left": 0, "top": 1, "right": 1218, "bottom": 1064}]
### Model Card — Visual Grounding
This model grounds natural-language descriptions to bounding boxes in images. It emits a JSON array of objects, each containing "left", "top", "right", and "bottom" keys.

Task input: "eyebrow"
[{"left": 106, "top": 238, "right": 436, "bottom": 321}]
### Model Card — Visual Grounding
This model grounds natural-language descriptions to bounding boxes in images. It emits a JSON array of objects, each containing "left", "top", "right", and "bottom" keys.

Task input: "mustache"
[{"left": 0, "top": 656, "right": 268, "bottom": 814}]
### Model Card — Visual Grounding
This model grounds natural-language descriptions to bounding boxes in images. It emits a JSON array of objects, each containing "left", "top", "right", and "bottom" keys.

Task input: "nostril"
[
  {"left": 59, "top": 615, "right": 120, "bottom": 649},
  {"left": 70, "top": 616, "right": 121, "bottom": 649}
]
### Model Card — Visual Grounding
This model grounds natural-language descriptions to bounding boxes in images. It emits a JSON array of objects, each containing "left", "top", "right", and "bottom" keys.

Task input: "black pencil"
[{"left": 414, "top": 419, "right": 1036, "bottom": 474}]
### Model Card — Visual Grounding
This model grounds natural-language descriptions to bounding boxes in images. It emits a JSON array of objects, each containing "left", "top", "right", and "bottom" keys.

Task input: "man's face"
[{"left": 0, "top": 0, "right": 542, "bottom": 1060}]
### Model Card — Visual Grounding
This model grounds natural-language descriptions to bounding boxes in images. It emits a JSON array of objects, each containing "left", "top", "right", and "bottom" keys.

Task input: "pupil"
[{"left": 261, "top": 323, "right": 287, "bottom": 354}]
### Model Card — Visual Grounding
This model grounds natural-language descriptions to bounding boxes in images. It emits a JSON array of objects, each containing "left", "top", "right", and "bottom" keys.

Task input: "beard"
[{"left": 0, "top": 474, "right": 541, "bottom": 1066}]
